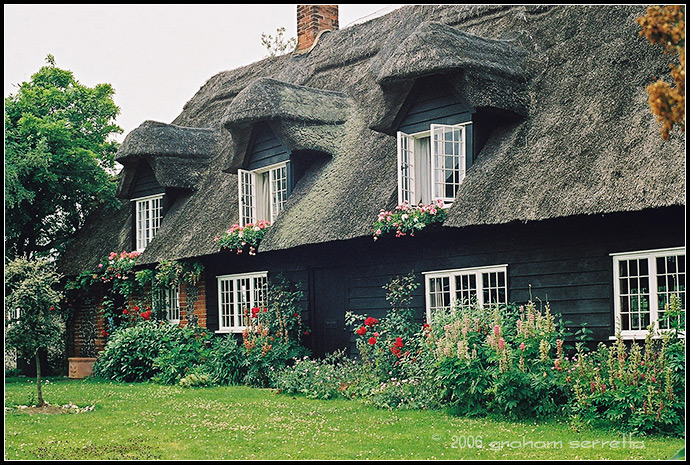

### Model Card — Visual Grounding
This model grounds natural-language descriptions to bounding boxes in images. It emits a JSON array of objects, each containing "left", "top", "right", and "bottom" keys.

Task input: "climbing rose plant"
[
  {"left": 372, "top": 200, "right": 447, "bottom": 240},
  {"left": 215, "top": 220, "right": 270, "bottom": 255}
]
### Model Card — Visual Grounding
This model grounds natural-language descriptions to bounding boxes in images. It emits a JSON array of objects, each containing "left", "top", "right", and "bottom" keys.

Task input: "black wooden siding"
[
  {"left": 395, "top": 74, "right": 476, "bottom": 170},
  {"left": 130, "top": 161, "right": 165, "bottom": 198},
  {"left": 246, "top": 121, "right": 291, "bottom": 171},
  {"left": 201, "top": 207, "right": 684, "bottom": 358}
]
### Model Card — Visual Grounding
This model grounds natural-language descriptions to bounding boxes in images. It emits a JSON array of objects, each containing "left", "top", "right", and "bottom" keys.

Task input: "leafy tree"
[
  {"left": 5, "top": 55, "right": 123, "bottom": 260},
  {"left": 5, "top": 256, "right": 65, "bottom": 407},
  {"left": 636, "top": 5, "right": 685, "bottom": 139}
]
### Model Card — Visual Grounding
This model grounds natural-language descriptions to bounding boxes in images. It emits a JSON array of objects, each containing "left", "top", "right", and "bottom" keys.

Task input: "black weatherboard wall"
[{"left": 203, "top": 206, "right": 684, "bottom": 358}]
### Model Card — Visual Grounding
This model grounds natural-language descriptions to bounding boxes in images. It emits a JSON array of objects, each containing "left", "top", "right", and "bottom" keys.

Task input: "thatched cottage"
[{"left": 58, "top": 5, "right": 685, "bottom": 358}]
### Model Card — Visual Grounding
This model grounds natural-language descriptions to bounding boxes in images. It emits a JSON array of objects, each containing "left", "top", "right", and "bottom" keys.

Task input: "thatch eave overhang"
[
  {"left": 221, "top": 78, "right": 351, "bottom": 173},
  {"left": 115, "top": 121, "right": 219, "bottom": 198}
]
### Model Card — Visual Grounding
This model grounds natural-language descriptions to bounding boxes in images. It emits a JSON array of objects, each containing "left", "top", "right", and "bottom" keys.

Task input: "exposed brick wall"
[
  {"left": 70, "top": 277, "right": 209, "bottom": 358},
  {"left": 297, "top": 5, "right": 339, "bottom": 53},
  {"left": 180, "top": 278, "right": 207, "bottom": 328}
]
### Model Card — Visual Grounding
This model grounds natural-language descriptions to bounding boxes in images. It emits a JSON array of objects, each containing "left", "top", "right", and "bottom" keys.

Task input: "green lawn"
[{"left": 4, "top": 377, "right": 685, "bottom": 460}]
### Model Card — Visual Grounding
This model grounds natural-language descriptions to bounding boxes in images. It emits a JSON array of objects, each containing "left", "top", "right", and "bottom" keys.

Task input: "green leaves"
[{"left": 5, "top": 55, "right": 122, "bottom": 260}]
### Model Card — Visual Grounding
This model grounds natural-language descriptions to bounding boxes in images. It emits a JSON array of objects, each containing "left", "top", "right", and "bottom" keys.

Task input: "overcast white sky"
[{"left": 4, "top": 4, "right": 404, "bottom": 143}]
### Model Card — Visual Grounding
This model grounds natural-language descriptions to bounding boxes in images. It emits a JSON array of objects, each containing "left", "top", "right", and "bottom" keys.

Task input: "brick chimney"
[{"left": 296, "top": 5, "right": 339, "bottom": 53}]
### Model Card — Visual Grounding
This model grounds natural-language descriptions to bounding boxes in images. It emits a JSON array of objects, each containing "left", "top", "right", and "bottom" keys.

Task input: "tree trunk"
[{"left": 35, "top": 352, "right": 44, "bottom": 407}]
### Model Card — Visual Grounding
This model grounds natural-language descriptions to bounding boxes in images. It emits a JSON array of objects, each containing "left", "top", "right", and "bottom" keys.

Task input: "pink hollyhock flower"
[
  {"left": 519, "top": 342, "right": 525, "bottom": 351},
  {"left": 498, "top": 338, "right": 505, "bottom": 350}
]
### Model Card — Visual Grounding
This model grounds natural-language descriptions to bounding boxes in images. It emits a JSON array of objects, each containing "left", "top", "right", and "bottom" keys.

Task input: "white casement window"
[
  {"left": 238, "top": 162, "right": 287, "bottom": 226},
  {"left": 424, "top": 265, "right": 508, "bottom": 320},
  {"left": 217, "top": 271, "right": 268, "bottom": 333},
  {"left": 133, "top": 194, "right": 164, "bottom": 252},
  {"left": 154, "top": 285, "right": 181, "bottom": 324},
  {"left": 397, "top": 122, "right": 469, "bottom": 206},
  {"left": 612, "top": 247, "right": 685, "bottom": 339}
]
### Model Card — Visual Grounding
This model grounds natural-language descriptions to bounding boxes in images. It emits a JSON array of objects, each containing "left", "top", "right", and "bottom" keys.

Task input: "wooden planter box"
[{"left": 68, "top": 357, "right": 97, "bottom": 379}]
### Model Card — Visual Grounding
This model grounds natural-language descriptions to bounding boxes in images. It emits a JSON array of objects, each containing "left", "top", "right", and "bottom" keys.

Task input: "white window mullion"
[
  {"left": 238, "top": 169, "right": 256, "bottom": 226},
  {"left": 397, "top": 131, "right": 415, "bottom": 205},
  {"left": 133, "top": 194, "right": 164, "bottom": 252},
  {"left": 649, "top": 257, "right": 659, "bottom": 331}
]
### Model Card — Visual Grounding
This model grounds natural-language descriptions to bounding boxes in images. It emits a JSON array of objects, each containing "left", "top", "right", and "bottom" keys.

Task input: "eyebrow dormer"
[
  {"left": 115, "top": 121, "right": 218, "bottom": 251},
  {"left": 222, "top": 78, "right": 352, "bottom": 226}
]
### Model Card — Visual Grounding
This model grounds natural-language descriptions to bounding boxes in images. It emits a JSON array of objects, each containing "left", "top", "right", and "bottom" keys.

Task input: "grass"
[{"left": 4, "top": 376, "right": 685, "bottom": 460}]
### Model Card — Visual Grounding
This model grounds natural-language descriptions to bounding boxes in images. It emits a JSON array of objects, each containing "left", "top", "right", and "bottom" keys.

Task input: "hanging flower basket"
[
  {"left": 215, "top": 220, "right": 270, "bottom": 255},
  {"left": 372, "top": 200, "right": 447, "bottom": 240}
]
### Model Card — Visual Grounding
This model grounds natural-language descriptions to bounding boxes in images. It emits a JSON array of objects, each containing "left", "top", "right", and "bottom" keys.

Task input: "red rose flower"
[
  {"left": 368, "top": 337, "right": 377, "bottom": 345},
  {"left": 364, "top": 317, "right": 378, "bottom": 327},
  {"left": 355, "top": 326, "right": 367, "bottom": 336},
  {"left": 394, "top": 337, "right": 404, "bottom": 348}
]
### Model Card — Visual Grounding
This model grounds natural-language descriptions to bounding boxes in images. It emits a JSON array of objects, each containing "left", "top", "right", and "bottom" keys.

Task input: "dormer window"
[
  {"left": 390, "top": 75, "right": 477, "bottom": 208},
  {"left": 236, "top": 121, "right": 295, "bottom": 227},
  {"left": 134, "top": 194, "right": 163, "bottom": 251},
  {"left": 397, "top": 123, "right": 469, "bottom": 206},
  {"left": 238, "top": 161, "right": 288, "bottom": 226}
]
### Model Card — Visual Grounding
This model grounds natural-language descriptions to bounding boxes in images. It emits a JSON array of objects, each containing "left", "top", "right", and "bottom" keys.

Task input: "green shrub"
[
  {"left": 273, "top": 351, "right": 364, "bottom": 400},
  {"left": 152, "top": 326, "right": 213, "bottom": 385},
  {"left": 241, "top": 277, "right": 310, "bottom": 387},
  {"left": 565, "top": 328, "right": 685, "bottom": 436},
  {"left": 205, "top": 335, "right": 247, "bottom": 386},
  {"left": 93, "top": 321, "right": 184, "bottom": 382},
  {"left": 179, "top": 369, "right": 212, "bottom": 388}
]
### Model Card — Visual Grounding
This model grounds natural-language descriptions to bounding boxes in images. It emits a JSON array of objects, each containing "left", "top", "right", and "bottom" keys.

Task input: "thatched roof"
[
  {"left": 222, "top": 78, "right": 351, "bottom": 172},
  {"left": 115, "top": 121, "right": 219, "bottom": 197},
  {"left": 58, "top": 4, "right": 685, "bottom": 274}
]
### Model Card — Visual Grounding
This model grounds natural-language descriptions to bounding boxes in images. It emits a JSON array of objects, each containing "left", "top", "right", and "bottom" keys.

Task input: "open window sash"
[
  {"left": 431, "top": 123, "right": 467, "bottom": 205},
  {"left": 238, "top": 169, "right": 257, "bottom": 226},
  {"left": 396, "top": 131, "right": 415, "bottom": 205}
]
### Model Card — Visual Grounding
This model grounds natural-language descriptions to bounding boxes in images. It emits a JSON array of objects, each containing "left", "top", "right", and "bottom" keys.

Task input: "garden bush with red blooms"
[
  {"left": 241, "top": 277, "right": 310, "bottom": 387},
  {"left": 215, "top": 220, "right": 270, "bottom": 255}
]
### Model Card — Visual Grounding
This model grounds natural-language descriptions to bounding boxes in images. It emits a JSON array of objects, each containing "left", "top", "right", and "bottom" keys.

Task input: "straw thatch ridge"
[{"left": 58, "top": 4, "right": 685, "bottom": 275}]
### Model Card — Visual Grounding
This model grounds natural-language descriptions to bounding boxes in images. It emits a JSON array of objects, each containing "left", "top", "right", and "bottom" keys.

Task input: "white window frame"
[
  {"left": 611, "top": 247, "right": 685, "bottom": 340},
  {"left": 132, "top": 193, "right": 164, "bottom": 252},
  {"left": 238, "top": 162, "right": 287, "bottom": 226},
  {"left": 154, "top": 284, "right": 181, "bottom": 325},
  {"left": 423, "top": 264, "right": 508, "bottom": 321},
  {"left": 216, "top": 271, "right": 268, "bottom": 333},
  {"left": 397, "top": 122, "right": 470, "bottom": 207}
]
